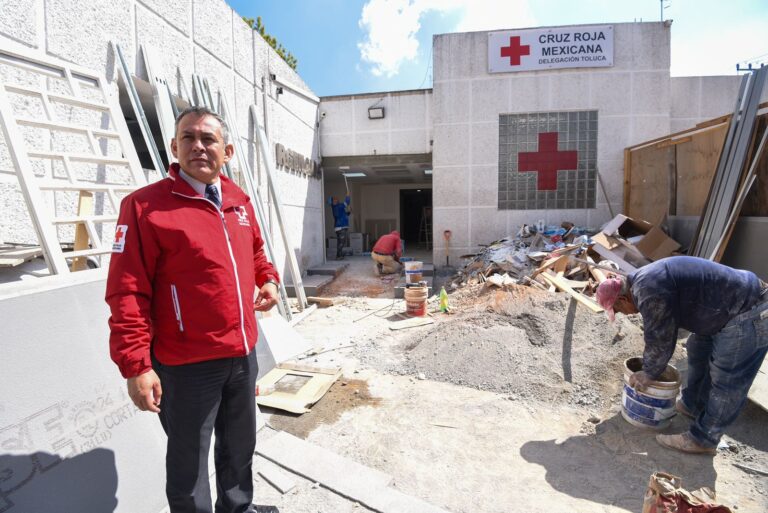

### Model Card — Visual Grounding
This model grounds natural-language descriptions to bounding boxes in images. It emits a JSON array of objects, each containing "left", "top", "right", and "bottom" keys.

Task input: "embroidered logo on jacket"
[
  {"left": 112, "top": 225, "right": 128, "bottom": 253},
  {"left": 235, "top": 207, "right": 250, "bottom": 227}
]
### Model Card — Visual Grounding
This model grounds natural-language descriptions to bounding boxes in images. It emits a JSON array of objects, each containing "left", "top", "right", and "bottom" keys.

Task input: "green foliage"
[{"left": 242, "top": 16, "right": 298, "bottom": 71}]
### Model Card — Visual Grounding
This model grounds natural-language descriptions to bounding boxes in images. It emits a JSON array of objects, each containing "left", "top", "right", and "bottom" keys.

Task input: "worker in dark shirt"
[{"left": 596, "top": 256, "right": 768, "bottom": 455}]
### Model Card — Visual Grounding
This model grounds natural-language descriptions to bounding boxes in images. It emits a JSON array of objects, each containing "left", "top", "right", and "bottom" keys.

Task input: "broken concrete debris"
[{"left": 451, "top": 214, "right": 681, "bottom": 309}]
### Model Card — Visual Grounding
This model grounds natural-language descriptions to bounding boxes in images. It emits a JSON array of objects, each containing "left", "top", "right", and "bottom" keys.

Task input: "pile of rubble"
[{"left": 451, "top": 214, "right": 681, "bottom": 311}]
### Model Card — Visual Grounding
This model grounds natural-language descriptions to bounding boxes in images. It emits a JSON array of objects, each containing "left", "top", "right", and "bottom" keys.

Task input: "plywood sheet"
[
  {"left": 628, "top": 146, "right": 674, "bottom": 225},
  {"left": 675, "top": 124, "right": 728, "bottom": 216}
]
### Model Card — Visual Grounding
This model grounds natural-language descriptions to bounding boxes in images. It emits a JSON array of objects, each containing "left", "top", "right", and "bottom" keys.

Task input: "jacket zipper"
[
  {"left": 171, "top": 191, "right": 250, "bottom": 354},
  {"left": 170, "top": 284, "right": 184, "bottom": 332}
]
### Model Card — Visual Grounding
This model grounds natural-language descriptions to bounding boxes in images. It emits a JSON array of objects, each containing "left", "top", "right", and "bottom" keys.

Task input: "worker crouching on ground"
[
  {"left": 596, "top": 256, "right": 768, "bottom": 455},
  {"left": 371, "top": 230, "right": 403, "bottom": 275}
]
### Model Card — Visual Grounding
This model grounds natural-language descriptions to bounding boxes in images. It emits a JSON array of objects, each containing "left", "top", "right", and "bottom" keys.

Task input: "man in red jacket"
[
  {"left": 106, "top": 107, "right": 279, "bottom": 513},
  {"left": 371, "top": 230, "right": 402, "bottom": 274}
]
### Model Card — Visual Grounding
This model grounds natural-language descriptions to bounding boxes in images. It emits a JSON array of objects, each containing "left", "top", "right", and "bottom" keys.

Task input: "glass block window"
[{"left": 498, "top": 110, "right": 597, "bottom": 210}]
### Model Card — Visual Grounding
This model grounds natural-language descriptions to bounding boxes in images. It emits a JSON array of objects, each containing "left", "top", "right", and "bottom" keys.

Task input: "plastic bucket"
[
  {"left": 404, "top": 260, "right": 423, "bottom": 284},
  {"left": 620, "top": 357, "right": 680, "bottom": 430},
  {"left": 404, "top": 286, "right": 428, "bottom": 317}
]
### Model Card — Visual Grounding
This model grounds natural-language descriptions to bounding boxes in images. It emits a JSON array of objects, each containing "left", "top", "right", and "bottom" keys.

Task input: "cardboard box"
[{"left": 601, "top": 214, "right": 680, "bottom": 262}]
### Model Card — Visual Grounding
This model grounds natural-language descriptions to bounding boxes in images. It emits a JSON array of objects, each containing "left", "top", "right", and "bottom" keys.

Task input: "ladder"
[
  {"left": 0, "top": 41, "right": 148, "bottom": 275},
  {"left": 418, "top": 206, "right": 432, "bottom": 250}
]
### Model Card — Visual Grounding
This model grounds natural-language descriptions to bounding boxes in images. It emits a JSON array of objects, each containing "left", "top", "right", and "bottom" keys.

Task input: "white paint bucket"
[
  {"left": 404, "top": 260, "right": 423, "bottom": 284},
  {"left": 620, "top": 357, "right": 681, "bottom": 430}
]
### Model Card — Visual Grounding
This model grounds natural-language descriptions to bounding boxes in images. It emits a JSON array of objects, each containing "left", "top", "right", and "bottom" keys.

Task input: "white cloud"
[{"left": 357, "top": 0, "right": 536, "bottom": 77}]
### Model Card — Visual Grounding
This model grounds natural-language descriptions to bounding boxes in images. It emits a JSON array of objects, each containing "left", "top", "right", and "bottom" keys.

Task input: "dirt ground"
[{"left": 257, "top": 256, "right": 768, "bottom": 513}]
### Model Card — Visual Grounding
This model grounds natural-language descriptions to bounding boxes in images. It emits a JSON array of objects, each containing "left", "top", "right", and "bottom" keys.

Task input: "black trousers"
[
  {"left": 336, "top": 228, "right": 349, "bottom": 258},
  {"left": 153, "top": 351, "right": 258, "bottom": 513}
]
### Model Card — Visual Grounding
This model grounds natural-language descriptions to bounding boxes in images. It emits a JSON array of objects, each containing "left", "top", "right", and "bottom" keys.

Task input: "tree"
[{"left": 243, "top": 16, "right": 298, "bottom": 71}]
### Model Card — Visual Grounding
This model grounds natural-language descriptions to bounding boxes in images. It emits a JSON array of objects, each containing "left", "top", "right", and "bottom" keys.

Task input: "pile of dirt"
[{"left": 386, "top": 283, "right": 677, "bottom": 410}]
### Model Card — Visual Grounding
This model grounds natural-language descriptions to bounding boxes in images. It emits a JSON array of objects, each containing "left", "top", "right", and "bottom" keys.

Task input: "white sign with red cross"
[
  {"left": 488, "top": 25, "right": 613, "bottom": 73},
  {"left": 112, "top": 225, "right": 128, "bottom": 253}
]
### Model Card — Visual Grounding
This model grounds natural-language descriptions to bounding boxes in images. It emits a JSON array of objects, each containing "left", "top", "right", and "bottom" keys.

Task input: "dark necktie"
[{"left": 205, "top": 184, "right": 221, "bottom": 209}]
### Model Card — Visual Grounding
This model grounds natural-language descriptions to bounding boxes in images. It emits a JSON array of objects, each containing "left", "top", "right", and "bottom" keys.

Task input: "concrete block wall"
[
  {"left": 0, "top": 0, "right": 323, "bottom": 275},
  {"left": 431, "top": 22, "right": 673, "bottom": 264},
  {"left": 669, "top": 75, "right": 768, "bottom": 133},
  {"left": 319, "top": 89, "right": 433, "bottom": 157}
]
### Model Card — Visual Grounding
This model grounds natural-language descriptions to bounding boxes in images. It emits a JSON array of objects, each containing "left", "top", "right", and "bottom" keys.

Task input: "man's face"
[
  {"left": 332, "top": 196, "right": 339, "bottom": 205},
  {"left": 171, "top": 114, "right": 233, "bottom": 184},
  {"left": 613, "top": 295, "right": 639, "bottom": 316}
]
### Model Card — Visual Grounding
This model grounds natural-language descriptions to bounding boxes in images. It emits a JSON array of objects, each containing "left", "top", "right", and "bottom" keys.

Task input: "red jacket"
[
  {"left": 106, "top": 164, "right": 279, "bottom": 378},
  {"left": 372, "top": 231, "right": 402, "bottom": 258}
]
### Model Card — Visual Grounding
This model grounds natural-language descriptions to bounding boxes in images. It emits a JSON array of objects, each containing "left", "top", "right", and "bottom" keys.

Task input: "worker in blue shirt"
[
  {"left": 597, "top": 256, "right": 768, "bottom": 455},
  {"left": 329, "top": 195, "right": 351, "bottom": 260}
]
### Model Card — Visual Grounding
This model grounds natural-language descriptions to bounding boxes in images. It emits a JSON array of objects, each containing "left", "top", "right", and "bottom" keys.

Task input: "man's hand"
[
  {"left": 127, "top": 370, "right": 162, "bottom": 413},
  {"left": 629, "top": 370, "right": 654, "bottom": 392},
  {"left": 254, "top": 282, "right": 279, "bottom": 312}
]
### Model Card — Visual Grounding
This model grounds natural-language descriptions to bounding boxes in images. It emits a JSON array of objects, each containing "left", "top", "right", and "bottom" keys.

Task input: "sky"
[{"left": 227, "top": 0, "right": 768, "bottom": 97}]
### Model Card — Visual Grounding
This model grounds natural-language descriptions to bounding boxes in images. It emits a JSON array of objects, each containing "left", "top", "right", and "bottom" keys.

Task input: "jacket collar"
[{"left": 168, "top": 163, "right": 249, "bottom": 209}]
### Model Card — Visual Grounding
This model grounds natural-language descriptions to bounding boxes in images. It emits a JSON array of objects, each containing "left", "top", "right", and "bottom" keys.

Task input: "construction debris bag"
[{"left": 642, "top": 472, "right": 732, "bottom": 513}]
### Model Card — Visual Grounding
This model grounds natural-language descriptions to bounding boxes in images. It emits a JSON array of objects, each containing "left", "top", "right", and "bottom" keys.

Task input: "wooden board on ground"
[
  {"left": 540, "top": 272, "right": 603, "bottom": 313},
  {"left": 0, "top": 245, "right": 43, "bottom": 267},
  {"left": 307, "top": 296, "right": 334, "bottom": 307},
  {"left": 747, "top": 357, "right": 768, "bottom": 412},
  {"left": 255, "top": 364, "right": 341, "bottom": 414}
]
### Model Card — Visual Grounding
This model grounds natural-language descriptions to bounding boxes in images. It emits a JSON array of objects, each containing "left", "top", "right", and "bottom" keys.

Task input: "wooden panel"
[
  {"left": 627, "top": 145, "right": 674, "bottom": 224},
  {"left": 675, "top": 124, "right": 729, "bottom": 216}
]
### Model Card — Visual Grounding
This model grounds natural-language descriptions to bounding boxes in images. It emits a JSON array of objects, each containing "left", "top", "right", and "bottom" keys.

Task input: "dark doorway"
[{"left": 399, "top": 188, "right": 432, "bottom": 249}]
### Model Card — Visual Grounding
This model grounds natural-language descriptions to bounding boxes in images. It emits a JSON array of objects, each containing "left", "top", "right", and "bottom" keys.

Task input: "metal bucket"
[{"left": 620, "top": 357, "right": 680, "bottom": 430}]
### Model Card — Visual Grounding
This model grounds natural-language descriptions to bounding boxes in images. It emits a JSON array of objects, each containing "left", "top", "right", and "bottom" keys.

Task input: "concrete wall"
[
  {"left": 0, "top": 0, "right": 323, "bottom": 276},
  {"left": 670, "top": 75, "right": 768, "bottom": 133},
  {"left": 319, "top": 89, "right": 433, "bottom": 157},
  {"left": 431, "top": 22, "right": 673, "bottom": 264}
]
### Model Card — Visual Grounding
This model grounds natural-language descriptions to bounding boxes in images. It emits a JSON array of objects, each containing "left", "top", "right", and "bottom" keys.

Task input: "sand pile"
[{"left": 390, "top": 284, "right": 673, "bottom": 409}]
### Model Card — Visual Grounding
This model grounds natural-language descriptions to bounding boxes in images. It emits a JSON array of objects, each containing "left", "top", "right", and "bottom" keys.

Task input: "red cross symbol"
[
  {"left": 500, "top": 36, "right": 530, "bottom": 66},
  {"left": 114, "top": 226, "right": 125, "bottom": 243},
  {"left": 518, "top": 132, "right": 578, "bottom": 191}
]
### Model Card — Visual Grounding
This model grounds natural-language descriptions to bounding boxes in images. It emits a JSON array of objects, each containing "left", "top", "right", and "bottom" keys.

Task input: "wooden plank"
[
  {"left": 627, "top": 144, "right": 674, "bottom": 225},
  {"left": 586, "top": 256, "right": 609, "bottom": 283},
  {"left": 307, "top": 296, "right": 334, "bottom": 308},
  {"left": 70, "top": 191, "right": 93, "bottom": 271},
  {"left": 0, "top": 246, "right": 44, "bottom": 267},
  {"left": 539, "top": 272, "right": 603, "bottom": 313},
  {"left": 623, "top": 148, "right": 631, "bottom": 215},
  {"left": 655, "top": 136, "right": 692, "bottom": 149},
  {"left": 675, "top": 123, "right": 729, "bottom": 216},
  {"left": 276, "top": 362, "right": 340, "bottom": 375}
]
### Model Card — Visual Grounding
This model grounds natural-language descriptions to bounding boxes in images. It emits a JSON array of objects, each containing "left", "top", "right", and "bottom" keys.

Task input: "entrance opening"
[{"left": 399, "top": 188, "right": 432, "bottom": 252}]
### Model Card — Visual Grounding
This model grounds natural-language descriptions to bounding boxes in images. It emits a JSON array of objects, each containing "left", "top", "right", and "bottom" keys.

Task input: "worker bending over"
[
  {"left": 597, "top": 256, "right": 768, "bottom": 455},
  {"left": 371, "top": 230, "right": 402, "bottom": 275}
]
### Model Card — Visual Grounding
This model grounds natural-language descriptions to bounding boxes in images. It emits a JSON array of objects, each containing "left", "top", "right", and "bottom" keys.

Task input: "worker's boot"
[
  {"left": 675, "top": 399, "right": 695, "bottom": 419},
  {"left": 655, "top": 432, "right": 716, "bottom": 455}
]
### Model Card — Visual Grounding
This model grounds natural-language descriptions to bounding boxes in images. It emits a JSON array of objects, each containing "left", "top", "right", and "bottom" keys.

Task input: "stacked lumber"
[{"left": 690, "top": 67, "right": 768, "bottom": 261}]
